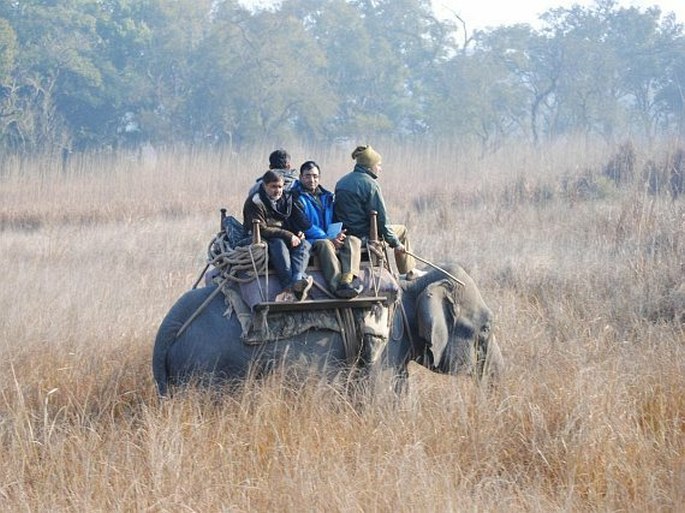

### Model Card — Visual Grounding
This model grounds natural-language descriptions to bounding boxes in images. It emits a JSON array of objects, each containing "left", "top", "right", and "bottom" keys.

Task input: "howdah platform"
[{"left": 253, "top": 296, "right": 389, "bottom": 313}]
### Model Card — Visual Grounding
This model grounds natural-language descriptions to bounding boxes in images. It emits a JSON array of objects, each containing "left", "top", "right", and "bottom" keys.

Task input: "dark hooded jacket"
[{"left": 243, "top": 184, "right": 311, "bottom": 245}]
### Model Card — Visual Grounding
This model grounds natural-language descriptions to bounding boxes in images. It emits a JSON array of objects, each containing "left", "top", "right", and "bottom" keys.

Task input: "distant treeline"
[{"left": 0, "top": 0, "right": 683, "bottom": 156}]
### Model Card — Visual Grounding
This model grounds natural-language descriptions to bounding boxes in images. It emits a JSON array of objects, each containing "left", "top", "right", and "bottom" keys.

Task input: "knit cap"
[{"left": 351, "top": 145, "right": 381, "bottom": 169}]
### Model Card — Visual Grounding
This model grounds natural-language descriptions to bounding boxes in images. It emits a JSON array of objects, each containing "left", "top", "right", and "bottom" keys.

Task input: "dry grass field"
[{"left": 1, "top": 139, "right": 683, "bottom": 512}]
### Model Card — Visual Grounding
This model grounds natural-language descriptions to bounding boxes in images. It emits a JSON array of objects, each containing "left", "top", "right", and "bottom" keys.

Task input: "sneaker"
[
  {"left": 405, "top": 268, "right": 427, "bottom": 281},
  {"left": 335, "top": 277, "right": 364, "bottom": 299},
  {"left": 293, "top": 276, "right": 314, "bottom": 301}
]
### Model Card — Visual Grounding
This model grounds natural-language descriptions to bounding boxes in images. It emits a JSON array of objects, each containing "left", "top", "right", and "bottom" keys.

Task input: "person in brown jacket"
[{"left": 243, "top": 170, "right": 314, "bottom": 302}]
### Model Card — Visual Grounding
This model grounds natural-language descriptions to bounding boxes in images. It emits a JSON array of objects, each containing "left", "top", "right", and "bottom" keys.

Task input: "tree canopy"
[{"left": 0, "top": 0, "right": 683, "bottom": 155}]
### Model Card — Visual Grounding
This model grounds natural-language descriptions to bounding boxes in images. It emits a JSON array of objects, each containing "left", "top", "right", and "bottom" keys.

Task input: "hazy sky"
[
  {"left": 431, "top": 0, "right": 685, "bottom": 31},
  {"left": 240, "top": 0, "right": 684, "bottom": 32}
]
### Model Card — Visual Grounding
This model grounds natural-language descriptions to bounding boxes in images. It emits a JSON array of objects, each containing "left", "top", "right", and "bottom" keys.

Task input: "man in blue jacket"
[{"left": 291, "top": 160, "right": 348, "bottom": 295}]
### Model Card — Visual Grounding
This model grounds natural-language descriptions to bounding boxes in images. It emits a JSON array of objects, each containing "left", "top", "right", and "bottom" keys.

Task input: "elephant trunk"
[{"left": 476, "top": 334, "right": 504, "bottom": 385}]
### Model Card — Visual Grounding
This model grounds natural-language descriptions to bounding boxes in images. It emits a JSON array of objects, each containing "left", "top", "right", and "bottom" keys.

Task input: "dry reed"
[{"left": 0, "top": 139, "right": 683, "bottom": 512}]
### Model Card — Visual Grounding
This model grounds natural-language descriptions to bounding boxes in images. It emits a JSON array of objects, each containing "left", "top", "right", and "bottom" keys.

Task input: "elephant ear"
[{"left": 417, "top": 280, "right": 456, "bottom": 370}]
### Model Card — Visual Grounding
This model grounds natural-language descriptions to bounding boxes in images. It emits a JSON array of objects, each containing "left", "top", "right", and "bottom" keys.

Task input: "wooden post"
[
  {"left": 369, "top": 210, "right": 379, "bottom": 265},
  {"left": 252, "top": 219, "right": 262, "bottom": 244},
  {"left": 369, "top": 210, "right": 379, "bottom": 242},
  {"left": 220, "top": 208, "right": 227, "bottom": 231}
]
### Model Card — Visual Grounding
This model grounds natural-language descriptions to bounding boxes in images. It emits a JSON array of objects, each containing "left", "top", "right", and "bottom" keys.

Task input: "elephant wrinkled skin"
[{"left": 152, "top": 262, "right": 503, "bottom": 396}]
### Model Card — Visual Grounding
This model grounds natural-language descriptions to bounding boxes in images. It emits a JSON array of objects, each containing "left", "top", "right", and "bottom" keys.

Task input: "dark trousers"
[{"left": 267, "top": 238, "right": 311, "bottom": 289}]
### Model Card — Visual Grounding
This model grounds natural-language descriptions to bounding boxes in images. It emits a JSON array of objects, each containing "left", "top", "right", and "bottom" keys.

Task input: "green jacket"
[{"left": 333, "top": 164, "right": 400, "bottom": 248}]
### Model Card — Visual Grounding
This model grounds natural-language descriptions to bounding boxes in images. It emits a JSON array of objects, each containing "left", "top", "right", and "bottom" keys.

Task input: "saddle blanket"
[
  {"left": 221, "top": 281, "right": 392, "bottom": 346},
  {"left": 237, "top": 266, "right": 400, "bottom": 310}
]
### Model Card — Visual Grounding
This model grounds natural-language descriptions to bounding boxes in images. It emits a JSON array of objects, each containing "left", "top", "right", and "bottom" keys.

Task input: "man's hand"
[
  {"left": 291, "top": 234, "right": 302, "bottom": 247},
  {"left": 394, "top": 243, "right": 406, "bottom": 254},
  {"left": 331, "top": 229, "right": 346, "bottom": 249}
]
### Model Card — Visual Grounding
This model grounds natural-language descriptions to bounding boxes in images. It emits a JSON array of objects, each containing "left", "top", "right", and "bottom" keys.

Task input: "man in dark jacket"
[
  {"left": 291, "top": 160, "right": 346, "bottom": 294},
  {"left": 247, "top": 148, "right": 299, "bottom": 197},
  {"left": 334, "top": 145, "right": 420, "bottom": 298},
  {"left": 243, "top": 170, "right": 313, "bottom": 301}
]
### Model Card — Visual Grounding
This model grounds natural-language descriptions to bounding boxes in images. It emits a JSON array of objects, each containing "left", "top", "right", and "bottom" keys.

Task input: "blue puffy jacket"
[{"left": 291, "top": 180, "right": 335, "bottom": 241}]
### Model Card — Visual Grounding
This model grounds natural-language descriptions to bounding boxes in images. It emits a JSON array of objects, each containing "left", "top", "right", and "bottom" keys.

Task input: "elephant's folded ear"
[
  {"left": 441, "top": 278, "right": 457, "bottom": 297},
  {"left": 417, "top": 283, "right": 451, "bottom": 370}
]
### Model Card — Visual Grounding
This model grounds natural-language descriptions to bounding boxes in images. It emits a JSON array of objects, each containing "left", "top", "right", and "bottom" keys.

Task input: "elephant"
[
  {"left": 394, "top": 264, "right": 503, "bottom": 382},
  {"left": 152, "top": 262, "right": 503, "bottom": 396}
]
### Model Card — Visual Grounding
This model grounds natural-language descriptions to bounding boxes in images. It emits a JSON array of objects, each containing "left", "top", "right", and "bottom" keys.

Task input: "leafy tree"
[
  {"left": 0, "top": 17, "right": 15, "bottom": 82},
  {"left": 0, "top": 17, "right": 18, "bottom": 150},
  {"left": 0, "top": 0, "right": 683, "bottom": 154},
  {"left": 281, "top": 0, "right": 453, "bottom": 139},
  {"left": 281, "top": 0, "right": 376, "bottom": 139},
  {"left": 657, "top": 30, "right": 685, "bottom": 136},
  {"left": 122, "top": 0, "right": 214, "bottom": 146},
  {"left": 607, "top": 5, "right": 685, "bottom": 140},
  {"left": 190, "top": 0, "right": 337, "bottom": 146},
  {"left": 537, "top": 0, "right": 685, "bottom": 141},
  {"left": 427, "top": 25, "right": 532, "bottom": 149},
  {"left": 0, "top": 0, "right": 129, "bottom": 151}
]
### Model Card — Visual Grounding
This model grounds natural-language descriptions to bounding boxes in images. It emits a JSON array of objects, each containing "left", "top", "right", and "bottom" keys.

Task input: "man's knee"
[
  {"left": 311, "top": 239, "right": 337, "bottom": 268},
  {"left": 344, "top": 234, "right": 362, "bottom": 252},
  {"left": 312, "top": 239, "right": 335, "bottom": 254},
  {"left": 390, "top": 224, "right": 408, "bottom": 243},
  {"left": 267, "top": 238, "right": 288, "bottom": 255},
  {"left": 292, "top": 238, "right": 311, "bottom": 255}
]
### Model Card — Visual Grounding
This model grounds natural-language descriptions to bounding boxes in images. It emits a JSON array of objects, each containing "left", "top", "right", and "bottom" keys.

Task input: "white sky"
[
  {"left": 431, "top": 0, "right": 685, "bottom": 31},
  {"left": 241, "top": 0, "right": 684, "bottom": 32}
]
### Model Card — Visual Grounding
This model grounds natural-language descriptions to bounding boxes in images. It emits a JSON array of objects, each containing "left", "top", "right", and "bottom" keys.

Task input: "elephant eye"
[
  {"left": 454, "top": 322, "right": 474, "bottom": 340},
  {"left": 480, "top": 324, "right": 490, "bottom": 335}
]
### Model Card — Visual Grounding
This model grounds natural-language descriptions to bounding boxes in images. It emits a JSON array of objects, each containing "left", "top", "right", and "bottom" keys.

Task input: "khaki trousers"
[
  {"left": 312, "top": 239, "right": 341, "bottom": 291},
  {"left": 389, "top": 224, "right": 416, "bottom": 274},
  {"left": 339, "top": 235, "right": 363, "bottom": 277},
  {"left": 338, "top": 225, "right": 416, "bottom": 277}
]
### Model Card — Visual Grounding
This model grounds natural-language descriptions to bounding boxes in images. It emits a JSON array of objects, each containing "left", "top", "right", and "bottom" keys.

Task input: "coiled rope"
[
  {"left": 177, "top": 234, "right": 270, "bottom": 338},
  {"left": 207, "top": 233, "right": 269, "bottom": 284}
]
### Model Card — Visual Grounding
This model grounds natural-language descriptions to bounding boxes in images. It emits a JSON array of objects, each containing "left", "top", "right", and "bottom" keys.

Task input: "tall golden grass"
[{"left": 1, "top": 139, "right": 683, "bottom": 511}]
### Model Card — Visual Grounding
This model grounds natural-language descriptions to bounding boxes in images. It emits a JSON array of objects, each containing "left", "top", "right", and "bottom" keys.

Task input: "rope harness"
[
  {"left": 179, "top": 230, "right": 378, "bottom": 366},
  {"left": 179, "top": 214, "right": 464, "bottom": 370},
  {"left": 365, "top": 240, "right": 414, "bottom": 347},
  {"left": 207, "top": 234, "right": 269, "bottom": 285},
  {"left": 179, "top": 232, "right": 269, "bottom": 338}
]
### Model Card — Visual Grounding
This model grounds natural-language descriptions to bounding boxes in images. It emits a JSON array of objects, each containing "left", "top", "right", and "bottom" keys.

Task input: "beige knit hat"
[{"left": 351, "top": 145, "right": 382, "bottom": 169}]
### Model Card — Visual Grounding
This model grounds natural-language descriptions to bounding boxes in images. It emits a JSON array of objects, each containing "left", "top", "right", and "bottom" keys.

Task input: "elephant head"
[{"left": 414, "top": 270, "right": 502, "bottom": 381}]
